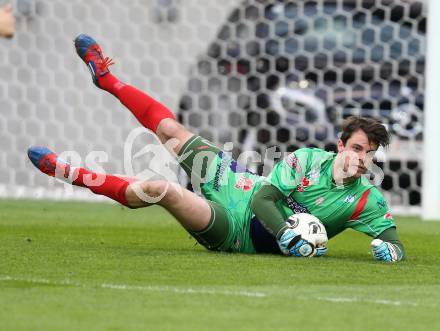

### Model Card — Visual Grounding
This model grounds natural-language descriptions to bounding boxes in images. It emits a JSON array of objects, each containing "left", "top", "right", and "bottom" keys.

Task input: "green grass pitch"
[{"left": 1, "top": 199, "right": 439, "bottom": 330}]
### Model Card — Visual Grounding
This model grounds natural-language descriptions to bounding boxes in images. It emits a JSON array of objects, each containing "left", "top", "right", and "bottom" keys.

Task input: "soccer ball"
[{"left": 287, "top": 213, "right": 328, "bottom": 247}]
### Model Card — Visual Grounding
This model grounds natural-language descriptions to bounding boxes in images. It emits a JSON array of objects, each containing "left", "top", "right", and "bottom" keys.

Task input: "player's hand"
[
  {"left": 371, "top": 239, "right": 400, "bottom": 262},
  {"left": 314, "top": 245, "right": 328, "bottom": 257},
  {"left": 0, "top": 4, "right": 16, "bottom": 38},
  {"left": 278, "top": 228, "right": 328, "bottom": 257}
]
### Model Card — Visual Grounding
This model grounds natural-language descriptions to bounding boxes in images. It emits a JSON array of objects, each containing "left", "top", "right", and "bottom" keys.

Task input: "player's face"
[{"left": 337, "top": 129, "right": 378, "bottom": 178}]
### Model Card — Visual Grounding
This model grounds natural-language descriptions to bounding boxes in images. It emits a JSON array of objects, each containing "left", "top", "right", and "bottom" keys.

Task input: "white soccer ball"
[{"left": 287, "top": 213, "right": 328, "bottom": 247}]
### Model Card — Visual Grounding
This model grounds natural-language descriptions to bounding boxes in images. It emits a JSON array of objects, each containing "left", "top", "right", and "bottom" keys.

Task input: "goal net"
[{"left": 0, "top": 0, "right": 425, "bottom": 215}]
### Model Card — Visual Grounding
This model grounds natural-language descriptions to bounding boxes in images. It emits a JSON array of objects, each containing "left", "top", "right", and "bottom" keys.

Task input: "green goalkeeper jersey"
[
  {"left": 265, "top": 148, "right": 396, "bottom": 238},
  {"left": 182, "top": 135, "right": 396, "bottom": 253}
]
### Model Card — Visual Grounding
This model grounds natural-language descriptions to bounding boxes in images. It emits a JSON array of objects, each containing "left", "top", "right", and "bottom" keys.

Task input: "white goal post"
[{"left": 422, "top": 0, "right": 440, "bottom": 221}]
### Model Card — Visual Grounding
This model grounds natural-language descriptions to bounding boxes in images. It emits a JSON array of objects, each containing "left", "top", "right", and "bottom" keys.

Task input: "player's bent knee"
[
  {"left": 141, "top": 180, "right": 184, "bottom": 205},
  {"left": 124, "top": 184, "right": 149, "bottom": 209},
  {"left": 157, "top": 183, "right": 184, "bottom": 206},
  {"left": 157, "top": 118, "right": 189, "bottom": 141},
  {"left": 124, "top": 180, "right": 173, "bottom": 208},
  {"left": 139, "top": 180, "right": 169, "bottom": 202}
]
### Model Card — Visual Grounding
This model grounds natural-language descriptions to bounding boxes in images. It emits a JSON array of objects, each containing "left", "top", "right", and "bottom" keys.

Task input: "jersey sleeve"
[
  {"left": 347, "top": 187, "right": 396, "bottom": 238},
  {"left": 266, "top": 149, "right": 310, "bottom": 197}
]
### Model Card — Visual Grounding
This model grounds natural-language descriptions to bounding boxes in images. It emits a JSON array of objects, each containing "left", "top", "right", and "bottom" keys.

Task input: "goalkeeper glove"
[
  {"left": 371, "top": 239, "right": 403, "bottom": 262},
  {"left": 314, "top": 245, "right": 328, "bottom": 257},
  {"left": 278, "top": 228, "right": 328, "bottom": 257}
]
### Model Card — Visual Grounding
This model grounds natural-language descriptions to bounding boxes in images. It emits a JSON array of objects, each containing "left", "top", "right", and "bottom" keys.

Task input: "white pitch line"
[
  {"left": 317, "top": 296, "right": 358, "bottom": 303},
  {"left": 0, "top": 276, "right": 79, "bottom": 286},
  {"left": 0, "top": 276, "right": 433, "bottom": 306},
  {"left": 316, "top": 296, "right": 420, "bottom": 307},
  {"left": 0, "top": 276, "right": 267, "bottom": 298},
  {"left": 100, "top": 283, "right": 267, "bottom": 297}
]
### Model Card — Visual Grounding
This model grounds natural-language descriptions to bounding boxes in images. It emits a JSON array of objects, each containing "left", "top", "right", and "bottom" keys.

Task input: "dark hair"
[{"left": 340, "top": 116, "right": 390, "bottom": 147}]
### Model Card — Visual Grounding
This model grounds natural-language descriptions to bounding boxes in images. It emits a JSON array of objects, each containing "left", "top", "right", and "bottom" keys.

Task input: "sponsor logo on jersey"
[
  {"left": 196, "top": 145, "right": 209, "bottom": 150},
  {"left": 309, "top": 168, "right": 320, "bottom": 181},
  {"left": 377, "top": 198, "right": 386, "bottom": 209},
  {"left": 384, "top": 212, "right": 393, "bottom": 220},
  {"left": 213, "top": 154, "right": 228, "bottom": 191},
  {"left": 286, "top": 154, "right": 302, "bottom": 172},
  {"left": 235, "top": 175, "right": 254, "bottom": 191},
  {"left": 285, "top": 197, "right": 309, "bottom": 214},
  {"left": 315, "top": 197, "right": 325, "bottom": 206},
  {"left": 297, "top": 177, "right": 310, "bottom": 192},
  {"left": 302, "top": 177, "right": 310, "bottom": 186},
  {"left": 344, "top": 194, "right": 356, "bottom": 203}
]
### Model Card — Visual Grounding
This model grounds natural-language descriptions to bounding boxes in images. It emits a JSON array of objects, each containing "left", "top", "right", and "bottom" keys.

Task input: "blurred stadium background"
[{"left": 0, "top": 0, "right": 437, "bottom": 218}]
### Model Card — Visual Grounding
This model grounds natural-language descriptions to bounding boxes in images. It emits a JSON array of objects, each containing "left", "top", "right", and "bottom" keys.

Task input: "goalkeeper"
[
  {"left": 28, "top": 34, "right": 404, "bottom": 262},
  {"left": 251, "top": 116, "right": 405, "bottom": 262}
]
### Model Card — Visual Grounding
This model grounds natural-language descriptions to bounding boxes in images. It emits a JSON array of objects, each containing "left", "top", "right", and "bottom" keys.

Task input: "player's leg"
[
  {"left": 74, "top": 34, "right": 224, "bottom": 166},
  {"left": 28, "top": 147, "right": 135, "bottom": 206},
  {"left": 75, "top": 35, "right": 222, "bottom": 184},
  {"left": 125, "top": 180, "right": 234, "bottom": 249},
  {"left": 27, "top": 146, "right": 230, "bottom": 248},
  {"left": 27, "top": 146, "right": 209, "bottom": 227},
  {"left": 74, "top": 34, "right": 194, "bottom": 154},
  {"left": 125, "top": 180, "right": 211, "bottom": 231},
  {"left": 74, "top": 33, "right": 173, "bottom": 133},
  {"left": 72, "top": 35, "right": 242, "bottom": 247}
]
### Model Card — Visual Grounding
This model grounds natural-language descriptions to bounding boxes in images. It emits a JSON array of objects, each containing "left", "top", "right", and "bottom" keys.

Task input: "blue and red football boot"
[
  {"left": 74, "top": 34, "right": 114, "bottom": 88},
  {"left": 27, "top": 147, "right": 70, "bottom": 178}
]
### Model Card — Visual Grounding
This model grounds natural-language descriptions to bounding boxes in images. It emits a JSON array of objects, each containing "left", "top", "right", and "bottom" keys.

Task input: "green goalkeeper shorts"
[{"left": 178, "top": 135, "right": 263, "bottom": 253}]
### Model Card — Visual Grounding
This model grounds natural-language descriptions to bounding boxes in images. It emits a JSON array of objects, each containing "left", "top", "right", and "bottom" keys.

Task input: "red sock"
[
  {"left": 71, "top": 168, "right": 137, "bottom": 207},
  {"left": 98, "top": 73, "right": 175, "bottom": 133}
]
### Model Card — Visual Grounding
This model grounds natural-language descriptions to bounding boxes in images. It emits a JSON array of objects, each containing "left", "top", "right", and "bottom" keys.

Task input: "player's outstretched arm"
[
  {"left": 250, "top": 184, "right": 288, "bottom": 238},
  {"left": 251, "top": 184, "right": 327, "bottom": 257},
  {"left": 347, "top": 187, "right": 404, "bottom": 262},
  {"left": 371, "top": 227, "right": 405, "bottom": 262}
]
